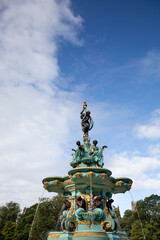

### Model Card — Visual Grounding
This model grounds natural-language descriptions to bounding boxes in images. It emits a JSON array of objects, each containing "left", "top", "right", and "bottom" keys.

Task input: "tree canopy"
[
  {"left": 117, "top": 194, "right": 160, "bottom": 240},
  {"left": 0, "top": 195, "right": 63, "bottom": 240}
]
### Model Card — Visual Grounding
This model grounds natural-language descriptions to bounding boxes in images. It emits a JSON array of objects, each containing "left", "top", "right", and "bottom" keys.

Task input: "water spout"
[
  {"left": 28, "top": 189, "right": 45, "bottom": 240},
  {"left": 55, "top": 202, "right": 65, "bottom": 231},
  {"left": 89, "top": 178, "right": 94, "bottom": 229}
]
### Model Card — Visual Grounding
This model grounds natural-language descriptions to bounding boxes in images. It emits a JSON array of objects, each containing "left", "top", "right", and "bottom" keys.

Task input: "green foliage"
[
  {"left": 118, "top": 194, "right": 160, "bottom": 239},
  {"left": 13, "top": 194, "right": 63, "bottom": 240},
  {"left": 136, "top": 194, "right": 160, "bottom": 222},
  {"left": 0, "top": 201, "right": 20, "bottom": 229},
  {"left": 2, "top": 221, "right": 16, "bottom": 240},
  {"left": 13, "top": 204, "right": 37, "bottom": 240},
  {"left": 130, "top": 220, "right": 145, "bottom": 240},
  {"left": 29, "top": 194, "right": 63, "bottom": 240},
  {"left": 0, "top": 231, "right": 4, "bottom": 240},
  {"left": 118, "top": 209, "right": 135, "bottom": 236},
  {"left": 0, "top": 201, "right": 20, "bottom": 239}
]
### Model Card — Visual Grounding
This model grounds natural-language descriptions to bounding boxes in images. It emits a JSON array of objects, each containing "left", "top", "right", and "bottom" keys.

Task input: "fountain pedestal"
[
  {"left": 48, "top": 231, "right": 128, "bottom": 240},
  {"left": 42, "top": 102, "right": 132, "bottom": 240}
]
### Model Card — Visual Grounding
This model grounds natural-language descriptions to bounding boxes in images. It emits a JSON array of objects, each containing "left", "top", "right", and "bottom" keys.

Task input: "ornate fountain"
[{"left": 42, "top": 102, "right": 133, "bottom": 240}]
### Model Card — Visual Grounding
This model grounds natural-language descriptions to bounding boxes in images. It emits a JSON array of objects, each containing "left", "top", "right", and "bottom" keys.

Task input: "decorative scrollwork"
[
  {"left": 116, "top": 181, "right": 124, "bottom": 187},
  {"left": 67, "top": 197, "right": 75, "bottom": 218},
  {"left": 75, "top": 172, "right": 83, "bottom": 179},
  {"left": 53, "top": 180, "right": 62, "bottom": 186},
  {"left": 101, "top": 220, "right": 112, "bottom": 232},
  {"left": 99, "top": 173, "right": 107, "bottom": 180},
  {"left": 67, "top": 220, "right": 77, "bottom": 232},
  {"left": 87, "top": 171, "right": 95, "bottom": 179},
  {"left": 79, "top": 220, "right": 99, "bottom": 227}
]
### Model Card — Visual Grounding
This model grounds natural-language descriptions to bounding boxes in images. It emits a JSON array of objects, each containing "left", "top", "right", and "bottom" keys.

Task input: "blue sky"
[
  {"left": 59, "top": 0, "right": 160, "bottom": 109},
  {"left": 0, "top": 0, "right": 160, "bottom": 215}
]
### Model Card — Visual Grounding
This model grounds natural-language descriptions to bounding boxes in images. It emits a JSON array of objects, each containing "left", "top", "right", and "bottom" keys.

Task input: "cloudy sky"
[{"left": 0, "top": 0, "right": 160, "bottom": 215}]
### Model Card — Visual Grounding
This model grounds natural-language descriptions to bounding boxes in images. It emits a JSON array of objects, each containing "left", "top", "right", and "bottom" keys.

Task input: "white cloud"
[
  {"left": 134, "top": 109, "right": 160, "bottom": 139},
  {"left": 103, "top": 108, "right": 160, "bottom": 210},
  {"left": 105, "top": 150, "right": 160, "bottom": 192},
  {"left": 0, "top": 0, "right": 83, "bottom": 208},
  {"left": 0, "top": 0, "right": 82, "bottom": 89}
]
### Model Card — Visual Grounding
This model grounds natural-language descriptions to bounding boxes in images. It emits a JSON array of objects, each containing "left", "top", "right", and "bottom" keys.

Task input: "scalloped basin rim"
[
  {"left": 68, "top": 167, "right": 112, "bottom": 176},
  {"left": 42, "top": 175, "right": 70, "bottom": 184},
  {"left": 110, "top": 176, "right": 133, "bottom": 184},
  {"left": 42, "top": 170, "right": 133, "bottom": 185}
]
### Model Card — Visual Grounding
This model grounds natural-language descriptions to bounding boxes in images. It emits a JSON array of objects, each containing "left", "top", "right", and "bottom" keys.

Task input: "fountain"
[{"left": 42, "top": 102, "right": 133, "bottom": 240}]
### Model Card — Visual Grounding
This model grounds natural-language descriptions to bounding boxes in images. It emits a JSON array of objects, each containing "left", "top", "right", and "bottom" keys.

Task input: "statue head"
[
  {"left": 96, "top": 196, "right": 103, "bottom": 201},
  {"left": 76, "top": 141, "right": 81, "bottom": 146},
  {"left": 109, "top": 199, "right": 114, "bottom": 204},
  {"left": 93, "top": 140, "right": 98, "bottom": 146},
  {"left": 77, "top": 196, "right": 82, "bottom": 201},
  {"left": 86, "top": 111, "right": 90, "bottom": 116}
]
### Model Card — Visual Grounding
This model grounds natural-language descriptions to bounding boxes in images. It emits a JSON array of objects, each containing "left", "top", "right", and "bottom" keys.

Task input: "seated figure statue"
[
  {"left": 71, "top": 141, "right": 85, "bottom": 166},
  {"left": 90, "top": 140, "right": 107, "bottom": 167}
]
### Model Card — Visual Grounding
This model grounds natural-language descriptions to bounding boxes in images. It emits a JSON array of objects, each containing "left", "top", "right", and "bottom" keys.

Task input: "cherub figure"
[
  {"left": 76, "top": 196, "right": 87, "bottom": 211},
  {"left": 63, "top": 199, "right": 71, "bottom": 211},
  {"left": 93, "top": 196, "right": 103, "bottom": 209}
]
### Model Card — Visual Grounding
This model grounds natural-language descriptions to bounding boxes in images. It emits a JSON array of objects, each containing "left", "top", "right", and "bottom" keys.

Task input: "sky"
[{"left": 0, "top": 0, "right": 160, "bottom": 216}]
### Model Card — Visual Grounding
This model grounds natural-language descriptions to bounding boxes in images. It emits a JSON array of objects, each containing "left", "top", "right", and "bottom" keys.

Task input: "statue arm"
[
  {"left": 80, "top": 109, "right": 86, "bottom": 120},
  {"left": 81, "top": 114, "right": 86, "bottom": 121},
  {"left": 102, "top": 145, "right": 107, "bottom": 150}
]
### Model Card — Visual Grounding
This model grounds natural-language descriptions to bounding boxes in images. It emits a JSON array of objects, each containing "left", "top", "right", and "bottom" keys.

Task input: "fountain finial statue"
[{"left": 80, "top": 102, "right": 94, "bottom": 137}]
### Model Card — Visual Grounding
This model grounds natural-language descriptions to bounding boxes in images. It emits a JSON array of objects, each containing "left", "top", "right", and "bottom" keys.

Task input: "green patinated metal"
[{"left": 42, "top": 102, "right": 133, "bottom": 240}]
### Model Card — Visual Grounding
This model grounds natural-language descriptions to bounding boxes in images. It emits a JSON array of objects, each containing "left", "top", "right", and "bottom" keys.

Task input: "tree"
[
  {"left": 30, "top": 194, "right": 63, "bottom": 240},
  {"left": 0, "top": 201, "right": 20, "bottom": 229},
  {"left": 136, "top": 194, "right": 160, "bottom": 222},
  {"left": 130, "top": 194, "right": 160, "bottom": 240},
  {"left": 0, "top": 201, "right": 20, "bottom": 240},
  {"left": 130, "top": 220, "right": 144, "bottom": 240},
  {"left": 13, "top": 204, "right": 37, "bottom": 240},
  {"left": 118, "top": 194, "right": 160, "bottom": 239},
  {"left": 1, "top": 221, "right": 16, "bottom": 240},
  {"left": 118, "top": 209, "right": 135, "bottom": 237},
  {"left": 13, "top": 194, "right": 63, "bottom": 240}
]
